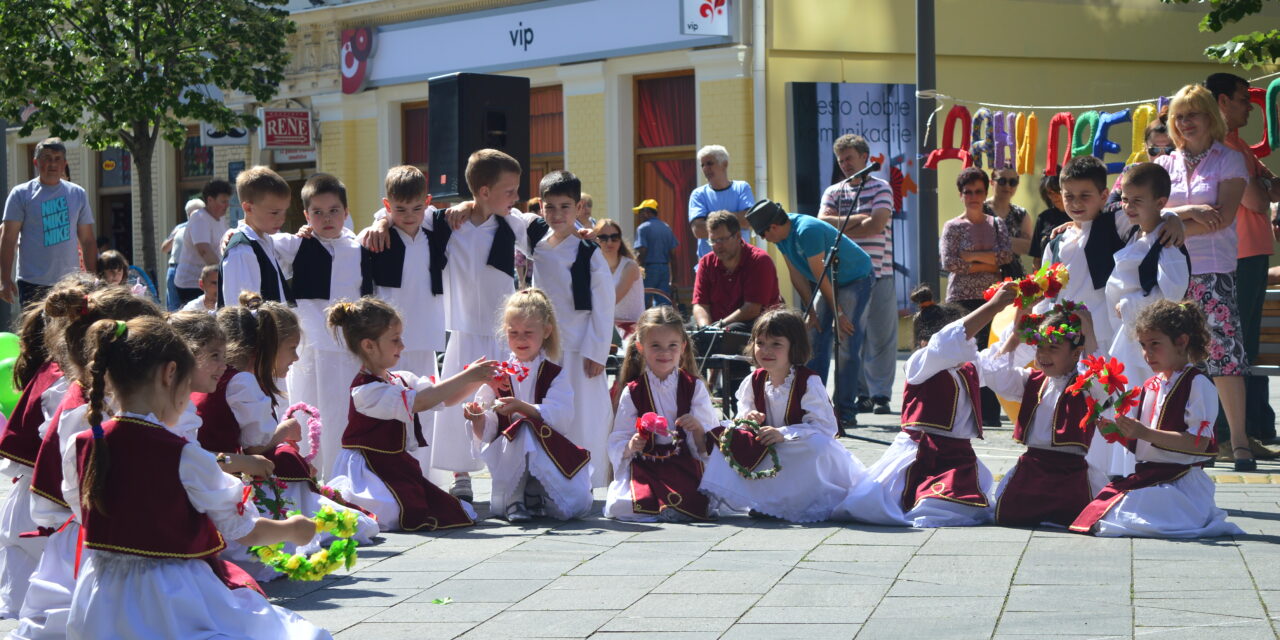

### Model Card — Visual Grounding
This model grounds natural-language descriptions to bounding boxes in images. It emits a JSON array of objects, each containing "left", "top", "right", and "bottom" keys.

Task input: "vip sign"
[
  {"left": 681, "top": 0, "right": 730, "bottom": 36},
  {"left": 257, "top": 108, "right": 314, "bottom": 149}
]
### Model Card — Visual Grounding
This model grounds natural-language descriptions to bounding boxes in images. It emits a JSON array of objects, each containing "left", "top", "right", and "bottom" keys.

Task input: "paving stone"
[
  {"left": 738, "top": 605, "right": 872, "bottom": 624},
  {"left": 652, "top": 568, "right": 788, "bottom": 594},
  {"left": 365, "top": 601, "right": 507, "bottom": 623},
  {"left": 1134, "top": 591, "right": 1266, "bottom": 618},
  {"left": 778, "top": 562, "right": 902, "bottom": 586},
  {"left": 587, "top": 633, "right": 720, "bottom": 640},
  {"left": 286, "top": 587, "right": 419, "bottom": 610},
  {"left": 1005, "top": 584, "right": 1130, "bottom": 611},
  {"left": 824, "top": 527, "right": 933, "bottom": 546},
  {"left": 682, "top": 550, "right": 807, "bottom": 572},
  {"left": 1133, "top": 621, "right": 1278, "bottom": 639},
  {"left": 858, "top": 614, "right": 998, "bottom": 639},
  {"left": 569, "top": 549, "right": 697, "bottom": 576},
  {"left": 621, "top": 593, "right": 759, "bottom": 619},
  {"left": 283, "top": 605, "right": 383, "bottom": 634},
  {"left": 997, "top": 610, "right": 1132, "bottom": 636},
  {"left": 804, "top": 544, "right": 917, "bottom": 563},
  {"left": 887, "top": 555, "right": 1019, "bottom": 596},
  {"left": 1013, "top": 560, "right": 1131, "bottom": 586},
  {"left": 452, "top": 559, "right": 581, "bottom": 580},
  {"left": 542, "top": 574, "right": 667, "bottom": 591},
  {"left": 329, "top": 571, "right": 455, "bottom": 591},
  {"left": 869, "top": 595, "right": 1004, "bottom": 619},
  {"left": 460, "top": 609, "right": 613, "bottom": 638},
  {"left": 1134, "top": 605, "right": 1268, "bottom": 628},
  {"left": 409, "top": 578, "right": 549, "bottom": 603},
  {"left": 720, "top": 623, "right": 862, "bottom": 639},
  {"left": 596, "top": 616, "right": 735, "bottom": 633},
  {"left": 758, "top": 583, "right": 889, "bottom": 608},
  {"left": 334, "top": 622, "right": 476, "bottom": 639},
  {"left": 507, "top": 586, "right": 650, "bottom": 611},
  {"left": 712, "top": 526, "right": 838, "bottom": 551}
]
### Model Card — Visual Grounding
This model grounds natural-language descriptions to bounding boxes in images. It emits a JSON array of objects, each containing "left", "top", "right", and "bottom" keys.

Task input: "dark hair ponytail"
[{"left": 910, "top": 285, "right": 964, "bottom": 346}]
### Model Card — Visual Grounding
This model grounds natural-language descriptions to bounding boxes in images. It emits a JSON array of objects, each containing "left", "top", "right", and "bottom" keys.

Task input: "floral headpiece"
[
  {"left": 985, "top": 262, "right": 1069, "bottom": 308},
  {"left": 1018, "top": 301, "right": 1087, "bottom": 346}
]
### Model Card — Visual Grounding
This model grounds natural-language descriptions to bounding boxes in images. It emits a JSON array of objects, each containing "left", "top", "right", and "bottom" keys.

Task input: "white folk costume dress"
[
  {"left": 605, "top": 370, "right": 719, "bottom": 522},
  {"left": 424, "top": 208, "right": 537, "bottom": 475},
  {"left": 980, "top": 342, "right": 1110, "bottom": 527},
  {"left": 275, "top": 230, "right": 368, "bottom": 481},
  {"left": 525, "top": 230, "right": 616, "bottom": 488},
  {"left": 701, "top": 366, "right": 866, "bottom": 523},
  {"left": 472, "top": 354, "right": 593, "bottom": 521},
  {"left": 1070, "top": 366, "right": 1242, "bottom": 538},
  {"left": 362, "top": 221, "right": 446, "bottom": 474},
  {"left": 62, "top": 412, "right": 330, "bottom": 640},
  {"left": 1100, "top": 222, "right": 1191, "bottom": 478},
  {"left": 327, "top": 370, "right": 476, "bottom": 531},
  {"left": 0, "top": 362, "right": 65, "bottom": 618},
  {"left": 834, "top": 321, "right": 995, "bottom": 527},
  {"left": 219, "top": 223, "right": 294, "bottom": 307},
  {"left": 192, "top": 367, "right": 378, "bottom": 582}
]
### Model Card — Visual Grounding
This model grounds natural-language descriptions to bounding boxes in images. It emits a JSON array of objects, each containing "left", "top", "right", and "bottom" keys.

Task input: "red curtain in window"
[
  {"left": 404, "top": 106, "right": 429, "bottom": 166},
  {"left": 637, "top": 76, "right": 694, "bottom": 149},
  {"left": 530, "top": 86, "right": 564, "bottom": 156},
  {"left": 636, "top": 75, "right": 696, "bottom": 290}
]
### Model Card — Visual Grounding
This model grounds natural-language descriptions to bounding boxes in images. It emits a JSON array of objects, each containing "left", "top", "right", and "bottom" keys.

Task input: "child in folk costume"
[
  {"left": 1101, "top": 163, "right": 1191, "bottom": 479},
  {"left": 523, "top": 171, "right": 615, "bottom": 489},
  {"left": 1070, "top": 301, "right": 1242, "bottom": 538},
  {"left": 463, "top": 289, "right": 594, "bottom": 522},
  {"left": 605, "top": 306, "right": 720, "bottom": 522},
  {"left": 834, "top": 286, "right": 996, "bottom": 527},
  {"left": 16, "top": 284, "right": 162, "bottom": 640},
  {"left": 219, "top": 166, "right": 295, "bottom": 308},
  {"left": 326, "top": 298, "right": 498, "bottom": 531},
  {"left": 63, "top": 316, "right": 330, "bottom": 639},
  {"left": 979, "top": 294, "right": 1112, "bottom": 528},
  {"left": 701, "top": 309, "right": 867, "bottom": 523}
]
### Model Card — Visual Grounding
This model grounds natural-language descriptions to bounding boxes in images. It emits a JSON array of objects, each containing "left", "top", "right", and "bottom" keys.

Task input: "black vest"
[
  {"left": 360, "top": 225, "right": 421, "bottom": 296},
  {"left": 1049, "top": 217, "right": 1124, "bottom": 290},
  {"left": 525, "top": 221, "right": 597, "bottom": 311},
  {"left": 218, "top": 231, "right": 294, "bottom": 307},
  {"left": 290, "top": 236, "right": 372, "bottom": 301},
  {"left": 1123, "top": 225, "right": 1192, "bottom": 297},
  {"left": 425, "top": 210, "right": 521, "bottom": 295}
]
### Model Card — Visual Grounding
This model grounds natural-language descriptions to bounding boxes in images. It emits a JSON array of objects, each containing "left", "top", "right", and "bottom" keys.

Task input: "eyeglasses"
[
  {"left": 707, "top": 235, "right": 737, "bottom": 246},
  {"left": 1147, "top": 145, "right": 1175, "bottom": 156},
  {"left": 595, "top": 233, "right": 621, "bottom": 242},
  {"left": 995, "top": 177, "right": 1019, "bottom": 187}
]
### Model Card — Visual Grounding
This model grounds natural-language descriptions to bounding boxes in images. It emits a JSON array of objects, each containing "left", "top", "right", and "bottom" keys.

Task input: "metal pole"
[
  {"left": 916, "top": 0, "right": 939, "bottom": 288},
  {"left": 0, "top": 119, "right": 11, "bottom": 330}
]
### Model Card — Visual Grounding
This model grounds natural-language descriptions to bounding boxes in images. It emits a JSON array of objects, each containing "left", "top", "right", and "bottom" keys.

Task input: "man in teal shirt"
[{"left": 747, "top": 200, "right": 872, "bottom": 428}]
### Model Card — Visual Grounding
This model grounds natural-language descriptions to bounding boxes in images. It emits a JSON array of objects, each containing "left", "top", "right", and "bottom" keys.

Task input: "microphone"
[{"left": 842, "top": 161, "right": 882, "bottom": 183}]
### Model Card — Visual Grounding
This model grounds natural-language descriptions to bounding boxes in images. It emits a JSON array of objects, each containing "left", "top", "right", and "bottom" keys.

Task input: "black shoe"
[
  {"left": 854, "top": 397, "right": 873, "bottom": 414},
  {"left": 1234, "top": 457, "right": 1258, "bottom": 472},
  {"left": 872, "top": 396, "right": 892, "bottom": 415}
]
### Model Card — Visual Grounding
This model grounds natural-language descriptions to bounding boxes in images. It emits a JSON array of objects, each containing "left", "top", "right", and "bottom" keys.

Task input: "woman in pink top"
[{"left": 1154, "top": 84, "right": 1251, "bottom": 471}]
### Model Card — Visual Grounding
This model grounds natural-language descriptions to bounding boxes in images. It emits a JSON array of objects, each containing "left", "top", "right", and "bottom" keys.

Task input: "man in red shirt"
[{"left": 692, "top": 210, "right": 782, "bottom": 333}]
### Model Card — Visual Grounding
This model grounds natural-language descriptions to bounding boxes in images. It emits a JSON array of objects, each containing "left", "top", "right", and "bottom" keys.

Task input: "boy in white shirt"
[{"left": 219, "top": 166, "right": 293, "bottom": 307}]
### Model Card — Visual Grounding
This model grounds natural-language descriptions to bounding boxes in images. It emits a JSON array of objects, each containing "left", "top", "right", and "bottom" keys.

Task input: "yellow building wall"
[
  {"left": 565, "top": 92, "right": 608, "bottom": 217},
  {"left": 697, "top": 77, "right": 755, "bottom": 190},
  {"left": 319, "top": 118, "right": 381, "bottom": 229}
]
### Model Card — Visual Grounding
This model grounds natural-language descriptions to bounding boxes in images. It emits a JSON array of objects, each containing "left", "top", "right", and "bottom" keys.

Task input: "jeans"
[
  {"left": 643, "top": 263, "right": 671, "bottom": 307},
  {"left": 165, "top": 264, "right": 180, "bottom": 311},
  {"left": 1234, "top": 255, "right": 1274, "bottom": 440},
  {"left": 16, "top": 280, "right": 50, "bottom": 310},
  {"left": 856, "top": 275, "right": 899, "bottom": 400},
  {"left": 806, "top": 274, "right": 872, "bottom": 420}
]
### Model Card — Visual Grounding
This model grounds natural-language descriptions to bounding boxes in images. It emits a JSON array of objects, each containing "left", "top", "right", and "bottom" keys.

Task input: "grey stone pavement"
[{"left": 5, "top": 360, "right": 1278, "bottom": 639}]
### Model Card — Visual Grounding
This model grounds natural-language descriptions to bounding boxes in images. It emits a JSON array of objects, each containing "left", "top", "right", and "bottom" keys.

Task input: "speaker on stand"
[{"left": 427, "top": 72, "right": 531, "bottom": 202}]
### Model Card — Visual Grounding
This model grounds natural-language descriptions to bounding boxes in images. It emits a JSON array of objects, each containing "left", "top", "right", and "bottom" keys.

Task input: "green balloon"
[
  {"left": 0, "top": 333, "right": 18, "bottom": 361},
  {"left": 0, "top": 357, "right": 18, "bottom": 414}
]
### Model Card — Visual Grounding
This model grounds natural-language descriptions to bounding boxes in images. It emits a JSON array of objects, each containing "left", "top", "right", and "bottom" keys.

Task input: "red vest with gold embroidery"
[
  {"left": 750, "top": 367, "right": 814, "bottom": 427},
  {"left": 1013, "top": 370, "right": 1092, "bottom": 450},
  {"left": 75, "top": 417, "right": 225, "bottom": 558},
  {"left": 628, "top": 370, "right": 696, "bottom": 419},
  {"left": 343, "top": 372, "right": 423, "bottom": 454},
  {"left": 1138, "top": 367, "right": 1214, "bottom": 458},
  {"left": 0, "top": 361, "right": 62, "bottom": 467},
  {"left": 30, "top": 382, "right": 87, "bottom": 508},
  {"left": 193, "top": 366, "right": 241, "bottom": 454},
  {"left": 900, "top": 363, "right": 983, "bottom": 437},
  {"left": 496, "top": 362, "right": 563, "bottom": 431}
]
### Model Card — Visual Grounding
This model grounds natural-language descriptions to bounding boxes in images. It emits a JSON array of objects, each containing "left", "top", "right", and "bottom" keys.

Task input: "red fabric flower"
[
  {"left": 1098, "top": 358, "right": 1128, "bottom": 395},
  {"left": 635, "top": 412, "right": 669, "bottom": 438},
  {"left": 1065, "top": 373, "right": 1089, "bottom": 396},
  {"left": 1116, "top": 388, "right": 1141, "bottom": 417},
  {"left": 1097, "top": 419, "right": 1128, "bottom": 445}
]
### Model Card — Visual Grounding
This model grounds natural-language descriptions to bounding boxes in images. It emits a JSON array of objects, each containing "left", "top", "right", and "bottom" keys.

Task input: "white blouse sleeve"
[
  {"left": 1156, "top": 247, "right": 1190, "bottom": 302},
  {"left": 219, "top": 245, "right": 261, "bottom": 308},
  {"left": 226, "top": 372, "right": 277, "bottom": 450},
  {"left": 583, "top": 250, "right": 617, "bottom": 366},
  {"left": 685, "top": 380, "right": 720, "bottom": 462},
  {"left": 1184, "top": 375, "right": 1219, "bottom": 440},
  {"left": 36, "top": 405, "right": 91, "bottom": 526},
  {"left": 608, "top": 388, "right": 639, "bottom": 471},
  {"left": 534, "top": 370, "right": 576, "bottom": 433},
  {"left": 732, "top": 375, "right": 757, "bottom": 420},
  {"left": 471, "top": 384, "right": 500, "bottom": 444},
  {"left": 778, "top": 374, "right": 837, "bottom": 440},
  {"left": 178, "top": 443, "right": 258, "bottom": 541},
  {"left": 351, "top": 378, "right": 416, "bottom": 423},
  {"left": 60, "top": 431, "right": 85, "bottom": 523},
  {"left": 976, "top": 342, "right": 1034, "bottom": 402},
  {"left": 905, "top": 320, "right": 979, "bottom": 385},
  {"left": 269, "top": 233, "right": 303, "bottom": 277},
  {"left": 39, "top": 377, "right": 69, "bottom": 423}
]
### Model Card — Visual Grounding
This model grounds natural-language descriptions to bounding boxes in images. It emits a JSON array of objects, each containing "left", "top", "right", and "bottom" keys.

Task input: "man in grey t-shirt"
[{"left": 0, "top": 138, "right": 97, "bottom": 307}]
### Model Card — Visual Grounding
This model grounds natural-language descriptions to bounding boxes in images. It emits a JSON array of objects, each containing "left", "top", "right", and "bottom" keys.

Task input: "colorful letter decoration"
[
  {"left": 924, "top": 105, "right": 974, "bottom": 169},
  {"left": 1016, "top": 112, "right": 1037, "bottom": 175},
  {"left": 1126, "top": 103, "right": 1156, "bottom": 165},
  {"left": 994, "top": 111, "right": 1018, "bottom": 170},
  {"left": 1044, "top": 112, "right": 1074, "bottom": 176},
  {"left": 1093, "top": 109, "right": 1131, "bottom": 174},
  {"left": 1072, "top": 110, "right": 1099, "bottom": 158},
  {"left": 1269, "top": 78, "right": 1280, "bottom": 152},
  {"left": 1248, "top": 86, "right": 1271, "bottom": 159},
  {"left": 971, "top": 108, "right": 995, "bottom": 169}
]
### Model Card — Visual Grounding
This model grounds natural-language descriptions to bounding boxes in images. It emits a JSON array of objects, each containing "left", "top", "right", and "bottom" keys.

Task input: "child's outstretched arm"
[
  {"left": 964, "top": 280, "right": 1017, "bottom": 342},
  {"left": 1077, "top": 306, "right": 1099, "bottom": 355},
  {"left": 411, "top": 358, "right": 502, "bottom": 412},
  {"left": 235, "top": 514, "right": 317, "bottom": 548},
  {"left": 1111, "top": 414, "right": 1212, "bottom": 455}
]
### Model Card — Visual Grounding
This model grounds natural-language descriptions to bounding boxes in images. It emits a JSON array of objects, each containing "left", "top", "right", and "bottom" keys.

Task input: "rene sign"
[{"left": 257, "top": 108, "right": 314, "bottom": 149}]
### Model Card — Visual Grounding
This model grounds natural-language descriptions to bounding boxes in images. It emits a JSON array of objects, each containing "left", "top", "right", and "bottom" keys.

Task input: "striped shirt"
[{"left": 820, "top": 176, "right": 894, "bottom": 278}]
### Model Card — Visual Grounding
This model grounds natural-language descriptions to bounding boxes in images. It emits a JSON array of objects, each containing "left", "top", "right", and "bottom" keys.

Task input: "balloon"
[
  {"left": 994, "top": 111, "right": 1017, "bottom": 170},
  {"left": 924, "top": 105, "right": 974, "bottom": 169},
  {"left": 1126, "top": 103, "right": 1156, "bottom": 166},
  {"left": 1071, "top": 110, "right": 1099, "bottom": 158},
  {"left": 0, "top": 358, "right": 19, "bottom": 417},
  {"left": 1248, "top": 86, "right": 1271, "bottom": 159},
  {"left": 1016, "top": 111, "right": 1038, "bottom": 176},
  {"left": 971, "top": 108, "right": 995, "bottom": 169},
  {"left": 1044, "top": 112, "right": 1075, "bottom": 176},
  {"left": 1093, "top": 109, "right": 1131, "bottom": 174},
  {"left": 0, "top": 333, "right": 19, "bottom": 361},
  {"left": 1268, "top": 78, "right": 1280, "bottom": 151}
]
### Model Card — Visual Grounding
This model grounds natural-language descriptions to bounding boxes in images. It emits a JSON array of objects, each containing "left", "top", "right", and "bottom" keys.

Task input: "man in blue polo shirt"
[{"left": 748, "top": 200, "right": 871, "bottom": 429}]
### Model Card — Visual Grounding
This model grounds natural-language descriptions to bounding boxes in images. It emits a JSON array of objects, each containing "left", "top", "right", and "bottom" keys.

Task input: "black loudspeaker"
[{"left": 428, "top": 73, "right": 531, "bottom": 201}]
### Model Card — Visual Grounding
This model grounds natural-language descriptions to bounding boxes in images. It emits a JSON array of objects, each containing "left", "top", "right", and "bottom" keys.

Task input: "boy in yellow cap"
[{"left": 632, "top": 199, "right": 678, "bottom": 305}]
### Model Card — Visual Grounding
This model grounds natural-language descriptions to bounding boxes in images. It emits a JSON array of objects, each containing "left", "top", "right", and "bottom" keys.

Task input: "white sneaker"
[{"left": 450, "top": 475, "right": 473, "bottom": 503}]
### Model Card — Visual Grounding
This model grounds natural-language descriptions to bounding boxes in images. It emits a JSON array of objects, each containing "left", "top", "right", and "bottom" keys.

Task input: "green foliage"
[{"left": 1163, "top": 0, "right": 1280, "bottom": 68}]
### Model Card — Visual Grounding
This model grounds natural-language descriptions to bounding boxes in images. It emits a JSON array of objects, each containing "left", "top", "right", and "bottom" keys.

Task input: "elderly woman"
[
  {"left": 941, "top": 166, "right": 1012, "bottom": 426},
  {"left": 1156, "top": 84, "right": 1252, "bottom": 471},
  {"left": 987, "top": 166, "right": 1031, "bottom": 278}
]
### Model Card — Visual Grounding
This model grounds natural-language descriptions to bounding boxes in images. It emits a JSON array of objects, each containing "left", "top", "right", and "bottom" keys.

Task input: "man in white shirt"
[{"left": 174, "top": 179, "right": 232, "bottom": 304}]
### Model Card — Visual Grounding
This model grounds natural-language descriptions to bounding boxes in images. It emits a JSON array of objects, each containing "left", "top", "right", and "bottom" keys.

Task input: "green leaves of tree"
[{"left": 1162, "top": 0, "right": 1280, "bottom": 68}]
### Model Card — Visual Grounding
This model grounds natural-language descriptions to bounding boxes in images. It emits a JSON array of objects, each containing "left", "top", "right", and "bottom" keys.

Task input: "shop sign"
[
  {"left": 257, "top": 108, "right": 314, "bottom": 149},
  {"left": 681, "top": 0, "right": 731, "bottom": 36},
  {"left": 274, "top": 148, "right": 317, "bottom": 163}
]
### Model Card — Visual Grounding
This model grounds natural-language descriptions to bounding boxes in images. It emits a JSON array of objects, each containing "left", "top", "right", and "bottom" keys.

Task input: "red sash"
[
  {"left": 0, "top": 361, "right": 62, "bottom": 467},
  {"left": 1069, "top": 462, "right": 1193, "bottom": 533},
  {"left": 205, "top": 555, "right": 264, "bottom": 596},
  {"left": 1014, "top": 371, "right": 1091, "bottom": 450},
  {"left": 902, "top": 430, "right": 989, "bottom": 511},
  {"left": 994, "top": 447, "right": 1093, "bottom": 527},
  {"left": 497, "top": 362, "right": 590, "bottom": 478},
  {"left": 30, "top": 383, "right": 87, "bottom": 508},
  {"left": 627, "top": 371, "right": 712, "bottom": 520}
]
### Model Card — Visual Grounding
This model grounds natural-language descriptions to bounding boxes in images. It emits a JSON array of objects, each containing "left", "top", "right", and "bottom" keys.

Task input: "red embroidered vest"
[
  {"left": 193, "top": 367, "right": 242, "bottom": 454},
  {"left": 749, "top": 366, "right": 814, "bottom": 427},
  {"left": 75, "top": 417, "right": 225, "bottom": 559},
  {"left": 1014, "top": 370, "right": 1091, "bottom": 450},
  {"left": 30, "top": 383, "right": 88, "bottom": 508},
  {"left": 0, "top": 361, "right": 63, "bottom": 467},
  {"left": 343, "top": 372, "right": 424, "bottom": 454},
  {"left": 1138, "top": 368, "right": 1214, "bottom": 458},
  {"left": 628, "top": 370, "right": 696, "bottom": 419},
  {"left": 496, "top": 361, "right": 563, "bottom": 431},
  {"left": 900, "top": 363, "right": 983, "bottom": 437}
]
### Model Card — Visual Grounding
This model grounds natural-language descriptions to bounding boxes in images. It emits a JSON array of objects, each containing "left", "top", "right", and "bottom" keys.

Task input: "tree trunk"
[{"left": 129, "top": 125, "right": 158, "bottom": 278}]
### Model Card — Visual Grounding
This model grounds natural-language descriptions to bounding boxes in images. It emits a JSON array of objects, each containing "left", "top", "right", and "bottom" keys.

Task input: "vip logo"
[
  {"left": 340, "top": 27, "right": 374, "bottom": 95},
  {"left": 509, "top": 22, "right": 534, "bottom": 51},
  {"left": 700, "top": 0, "right": 726, "bottom": 20}
]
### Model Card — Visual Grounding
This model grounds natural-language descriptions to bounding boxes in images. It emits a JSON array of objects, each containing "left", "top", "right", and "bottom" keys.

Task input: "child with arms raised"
[
  {"left": 1070, "top": 301, "right": 1242, "bottom": 537},
  {"left": 605, "top": 306, "right": 719, "bottom": 522},
  {"left": 701, "top": 309, "right": 866, "bottom": 522},
  {"left": 463, "top": 289, "right": 594, "bottom": 522},
  {"left": 63, "top": 316, "right": 329, "bottom": 639},
  {"left": 326, "top": 297, "right": 499, "bottom": 531}
]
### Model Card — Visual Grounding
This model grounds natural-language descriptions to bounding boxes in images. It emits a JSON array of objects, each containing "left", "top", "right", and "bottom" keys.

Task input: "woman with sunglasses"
[
  {"left": 987, "top": 167, "right": 1032, "bottom": 278},
  {"left": 593, "top": 219, "right": 645, "bottom": 341}
]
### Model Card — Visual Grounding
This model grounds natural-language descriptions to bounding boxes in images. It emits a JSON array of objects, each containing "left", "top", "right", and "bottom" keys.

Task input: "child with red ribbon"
[{"left": 1069, "top": 300, "right": 1241, "bottom": 538}]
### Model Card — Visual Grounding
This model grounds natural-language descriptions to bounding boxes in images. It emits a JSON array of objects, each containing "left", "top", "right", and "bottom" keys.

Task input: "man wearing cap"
[
  {"left": 633, "top": 199, "right": 678, "bottom": 306},
  {"left": 748, "top": 200, "right": 872, "bottom": 428}
]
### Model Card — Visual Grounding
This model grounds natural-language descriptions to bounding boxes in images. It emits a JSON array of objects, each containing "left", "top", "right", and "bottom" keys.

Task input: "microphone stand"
[{"left": 802, "top": 168, "right": 874, "bottom": 437}]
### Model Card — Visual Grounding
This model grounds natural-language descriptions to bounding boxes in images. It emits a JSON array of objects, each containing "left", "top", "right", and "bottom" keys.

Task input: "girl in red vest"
[
  {"left": 17, "top": 284, "right": 161, "bottom": 640},
  {"left": 326, "top": 297, "right": 499, "bottom": 531},
  {"left": 66, "top": 316, "right": 329, "bottom": 639},
  {"left": 981, "top": 299, "right": 1111, "bottom": 528},
  {"left": 701, "top": 309, "right": 867, "bottom": 522},
  {"left": 198, "top": 293, "right": 376, "bottom": 584},
  {"left": 1070, "top": 301, "right": 1242, "bottom": 537},
  {"left": 463, "top": 289, "right": 594, "bottom": 522},
  {"left": 835, "top": 285, "right": 1002, "bottom": 527},
  {"left": 605, "top": 306, "right": 719, "bottom": 522}
]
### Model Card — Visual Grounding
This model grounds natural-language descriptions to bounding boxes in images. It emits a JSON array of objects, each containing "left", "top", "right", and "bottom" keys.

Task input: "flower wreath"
[
  {"left": 634, "top": 412, "right": 683, "bottom": 461},
  {"left": 1018, "top": 301, "right": 1087, "bottom": 346},
  {"left": 249, "top": 506, "right": 361, "bottom": 581},
  {"left": 985, "top": 262, "right": 1069, "bottom": 308},
  {"left": 250, "top": 477, "right": 293, "bottom": 520},
  {"left": 285, "top": 403, "right": 323, "bottom": 464},
  {"left": 718, "top": 419, "right": 782, "bottom": 480}
]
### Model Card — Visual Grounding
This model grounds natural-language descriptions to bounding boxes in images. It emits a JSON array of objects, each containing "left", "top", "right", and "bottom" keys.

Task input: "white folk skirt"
[
  {"left": 700, "top": 436, "right": 867, "bottom": 523},
  {"left": 1093, "top": 467, "right": 1243, "bottom": 538},
  {"left": 480, "top": 427, "right": 594, "bottom": 521}
]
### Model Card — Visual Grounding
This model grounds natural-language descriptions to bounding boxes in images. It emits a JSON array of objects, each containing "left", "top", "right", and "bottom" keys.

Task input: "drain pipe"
[{"left": 752, "top": 0, "right": 767, "bottom": 207}]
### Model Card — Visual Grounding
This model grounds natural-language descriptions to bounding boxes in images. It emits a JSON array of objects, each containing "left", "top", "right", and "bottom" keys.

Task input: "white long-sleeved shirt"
[
  {"left": 733, "top": 368, "right": 836, "bottom": 440},
  {"left": 226, "top": 371, "right": 279, "bottom": 450},
  {"left": 273, "top": 230, "right": 365, "bottom": 353},
  {"left": 527, "top": 234, "right": 615, "bottom": 366},
  {"left": 607, "top": 370, "right": 719, "bottom": 473},
  {"left": 472, "top": 353, "right": 575, "bottom": 443},
  {"left": 1132, "top": 365, "right": 1217, "bottom": 466},
  {"left": 1105, "top": 222, "right": 1191, "bottom": 384},
  {"left": 423, "top": 208, "right": 536, "bottom": 336},
  {"left": 902, "top": 320, "right": 982, "bottom": 440},
  {"left": 351, "top": 370, "right": 436, "bottom": 452},
  {"left": 220, "top": 223, "right": 288, "bottom": 307},
  {"left": 979, "top": 341, "right": 1109, "bottom": 455},
  {"left": 370, "top": 225, "right": 446, "bottom": 353}
]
